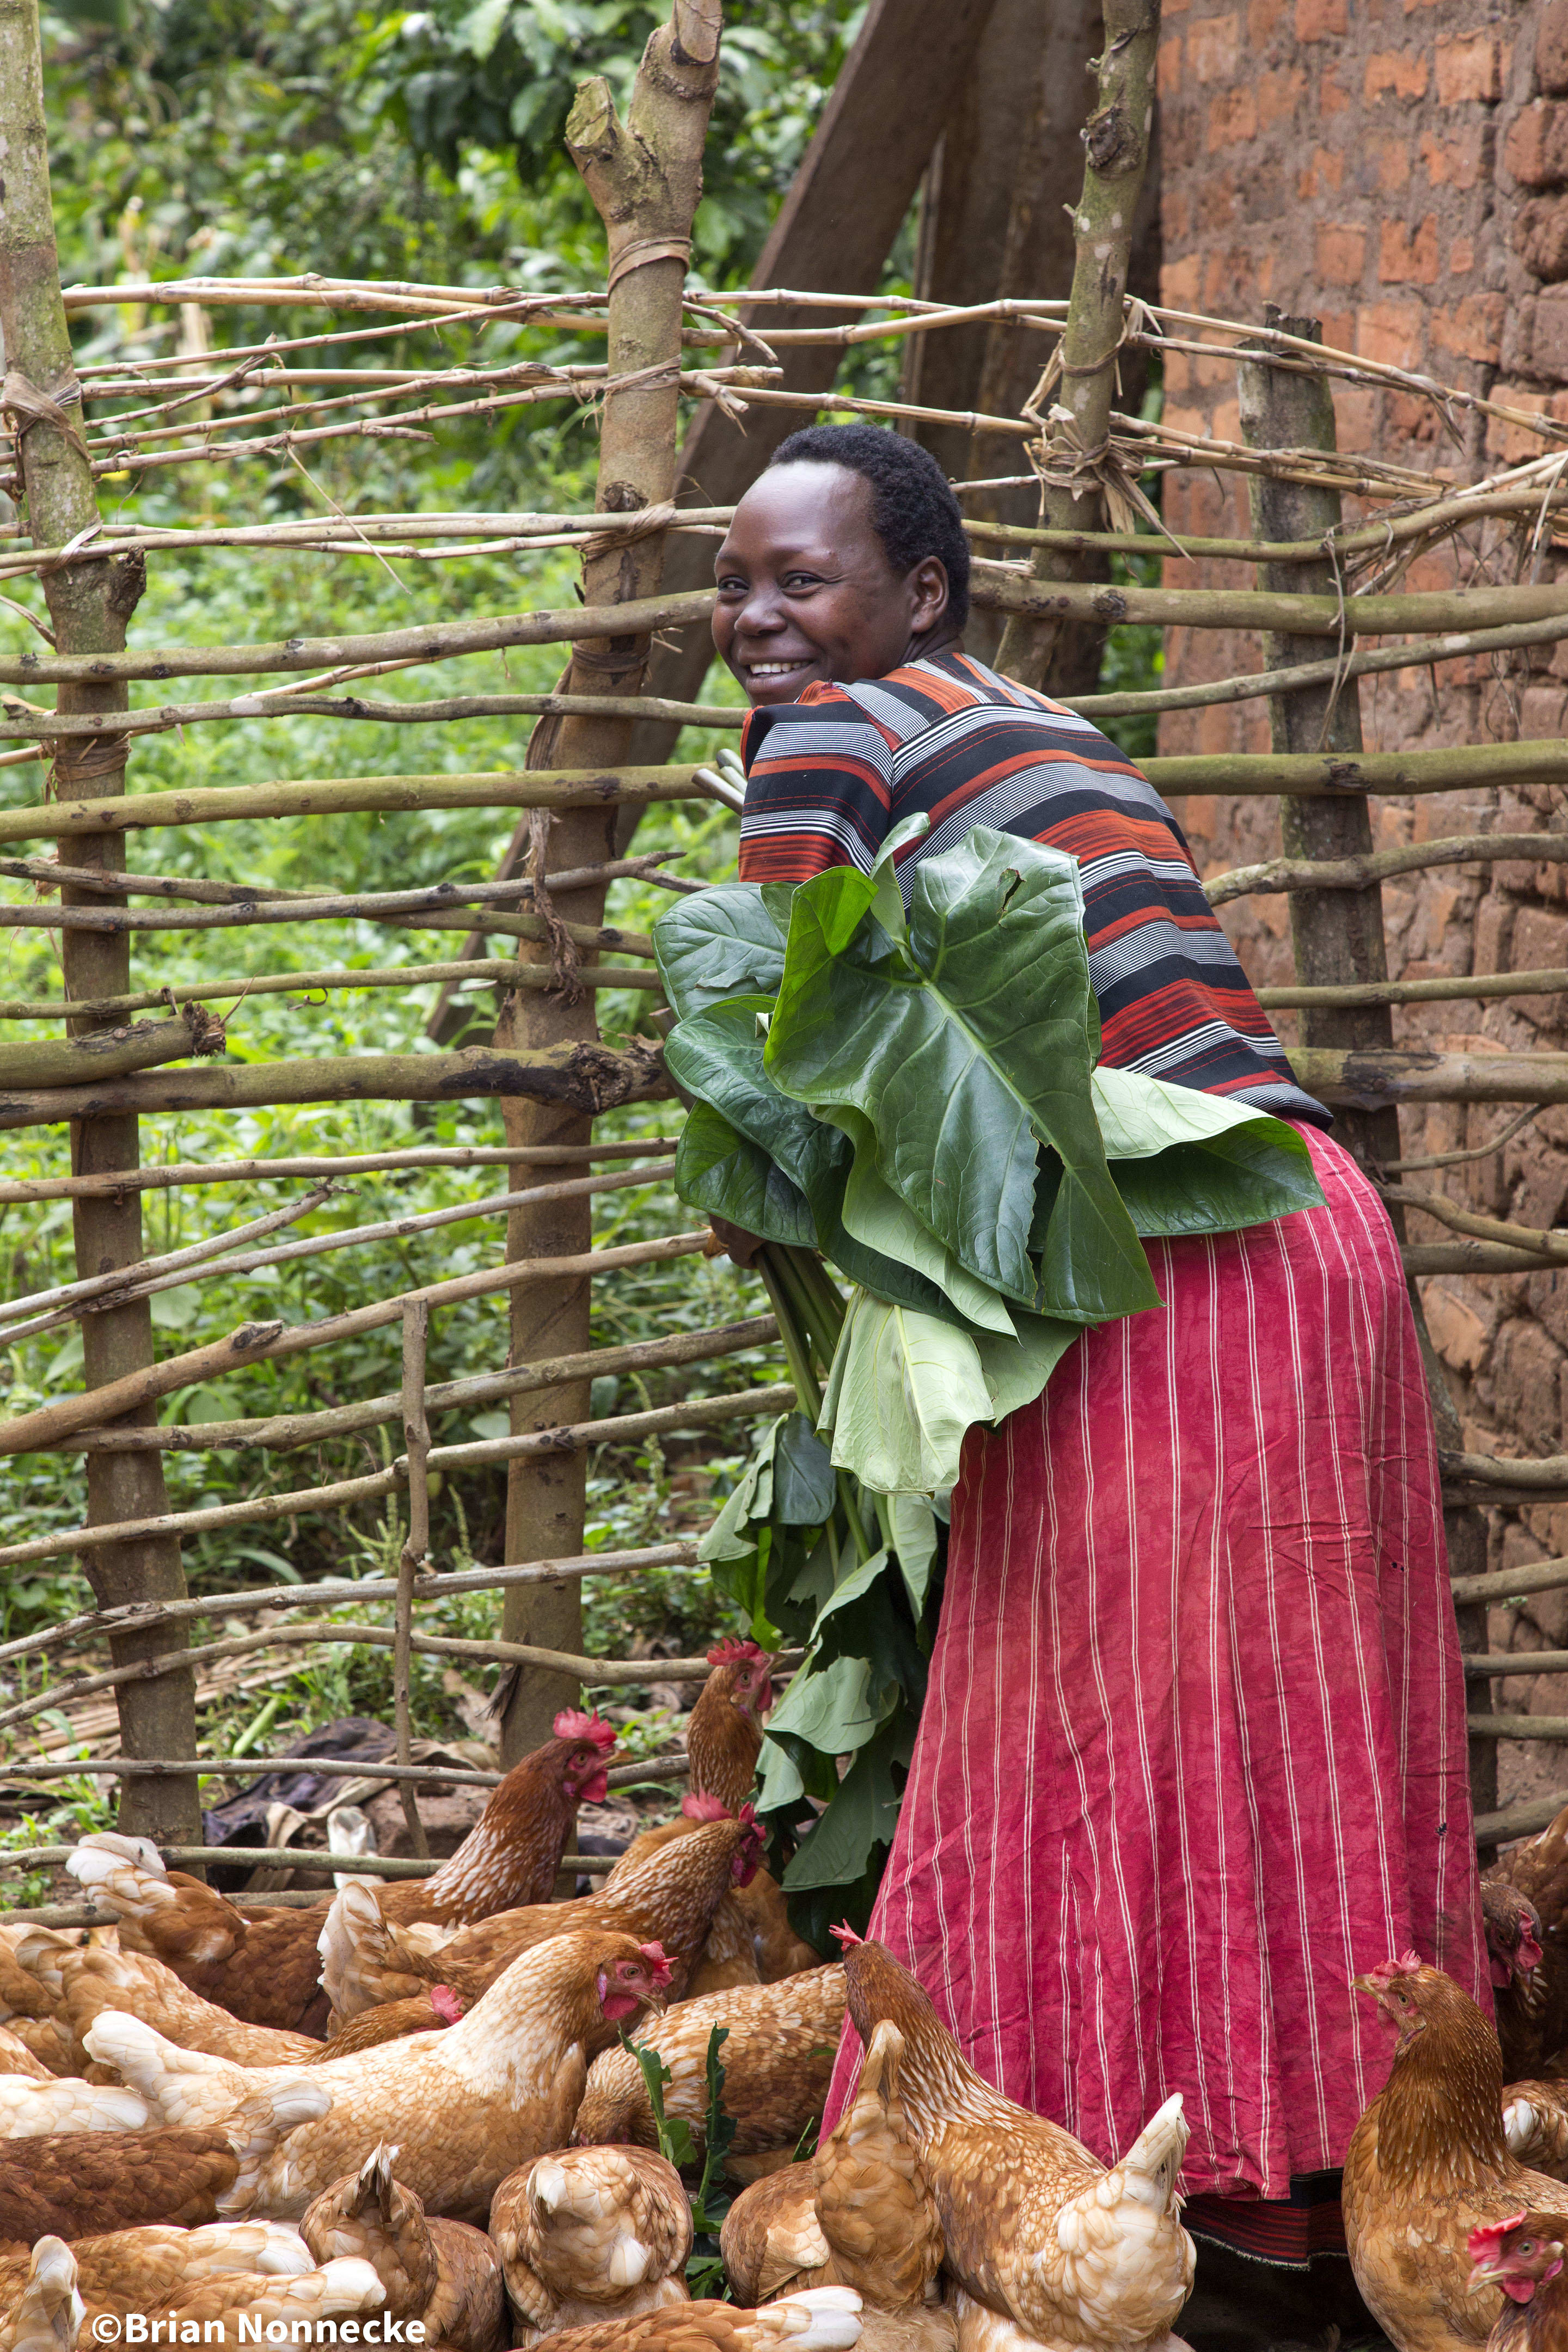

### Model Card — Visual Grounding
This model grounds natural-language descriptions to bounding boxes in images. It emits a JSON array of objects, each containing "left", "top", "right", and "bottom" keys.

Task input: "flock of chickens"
[{"left": 2, "top": 1640, "right": 1568, "bottom": 2352}]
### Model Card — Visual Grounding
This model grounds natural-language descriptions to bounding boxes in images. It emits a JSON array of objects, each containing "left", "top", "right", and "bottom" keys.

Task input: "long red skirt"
[{"left": 822, "top": 1123, "right": 1485, "bottom": 2205}]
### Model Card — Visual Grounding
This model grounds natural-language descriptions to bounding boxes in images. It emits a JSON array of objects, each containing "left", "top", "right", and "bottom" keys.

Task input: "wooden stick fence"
[{"left": 4, "top": 0, "right": 1568, "bottom": 1894}]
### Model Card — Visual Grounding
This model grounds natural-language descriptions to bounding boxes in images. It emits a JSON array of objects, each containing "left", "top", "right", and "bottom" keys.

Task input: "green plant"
[{"left": 622, "top": 2023, "right": 737, "bottom": 2296}]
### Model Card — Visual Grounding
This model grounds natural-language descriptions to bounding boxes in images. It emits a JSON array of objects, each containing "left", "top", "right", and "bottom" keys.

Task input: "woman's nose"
[{"left": 734, "top": 583, "right": 786, "bottom": 634}]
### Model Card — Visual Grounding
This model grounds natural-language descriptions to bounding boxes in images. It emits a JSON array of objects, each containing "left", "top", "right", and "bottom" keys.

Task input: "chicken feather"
[
  {"left": 301, "top": 2143, "right": 504, "bottom": 2352},
  {"left": 530, "top": 2288, "right": 865, "bottom": 2352},
  {"left": 491, "top": 2145, "right": 692, "bottom": 2344}
]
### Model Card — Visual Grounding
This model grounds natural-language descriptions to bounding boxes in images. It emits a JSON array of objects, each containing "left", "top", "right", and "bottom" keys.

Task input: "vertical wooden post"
[
  {"left": 395, "top": 1300, "right": 431, "bottom": 1858},
  {"left": 1235, "top": 310, "right": 1494, "bottom": 1822},
  {"left": 993, "top": 0, "right": 1160, "bottom": 697},
  {"left": 0, "top": 0, "right": 199, "bottom": 1846},
  {"left": 492, "top": 0, "right": 724, "bottom": 1768}
]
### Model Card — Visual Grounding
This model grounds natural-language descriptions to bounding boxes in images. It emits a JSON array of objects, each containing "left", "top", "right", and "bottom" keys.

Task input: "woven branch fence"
[{"left": 0, "top": 0, "right": 1563, "bottom": 1920}]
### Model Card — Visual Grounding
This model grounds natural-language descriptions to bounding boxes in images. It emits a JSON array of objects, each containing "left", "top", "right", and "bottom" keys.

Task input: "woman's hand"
[{"left": 708, "top": 1215, "right": 765, "bottom": 1267}]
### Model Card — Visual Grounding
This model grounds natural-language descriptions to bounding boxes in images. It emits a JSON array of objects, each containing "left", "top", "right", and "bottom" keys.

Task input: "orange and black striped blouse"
[{"left": 736, "top": 647, "right": 1327, "bottom": 1129}]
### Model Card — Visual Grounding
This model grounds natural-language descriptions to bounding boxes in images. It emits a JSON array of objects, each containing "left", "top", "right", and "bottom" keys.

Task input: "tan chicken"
[
  {"left": 0, "top": 2238, "right": 82, "bottom": 2352},
  {"left": 85, "top": 1930, "right": 673, "bottom": 2224},
  {"left": 66, "top": 1712, "right": 617, "bottom": 2033},
  {"left": 0, "top": 2122, "right": 265, "bottom": 2244},
  {"left": 301, "top": 2143, "right": 504, "bottom": 2352},
  {"left": 833, "top": 1930, "right": 1192, "bottom": 2352},
  {"left": 1469, "top": 2208, "right": 1568, "bottom": 2349},
  {"left": 1484, "top": 1805, "right": 1568, "bottom": 2084},
  {"left": 321, "top": 1985, "right": 465, "bottom": 2057},
  {"left": 491, "top": 2145, "right": 692, "bottom": 2344},
  {"left": 518, "top": 2287, "right": 864, "bottom": 2352},
  {"left": 321, "top": 1814, "right": 763, "bottom": 2021},
  {"left": 574, "top": 1967, "right": 845, "bottom": 2173},
  {"left": 720, "top": 2020, "right": 954, "bottom": 2352},
  {"left": 1508, "top": 2080, "right": 1568, "bottom": 2179},
  {"left": 1342, "top": 1952, "right": 1568, "bottom": 2350},
  {"left": 0, "top": 2077, "right": 150, "bottom": 2136},
  {"left": 0, "top": 2231, "right": 390, "bottom": 2352},
  {"left": 0, "top": 2221, "right": 315, "bottom": 2313},
  {"left": 0, "top": 2028, "right": 53, "bottom": 2083},
  {"left": 0, "top": 1932, "right": 93, "bottom": 2079},
  {"left": 48, "top": 1943, "right": 322, "bottom": 2067}
]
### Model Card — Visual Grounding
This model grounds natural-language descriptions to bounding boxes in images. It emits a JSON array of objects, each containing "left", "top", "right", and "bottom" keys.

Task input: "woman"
[{"left": 712, "top": 424, "right": 1484, "bottom": 2298}]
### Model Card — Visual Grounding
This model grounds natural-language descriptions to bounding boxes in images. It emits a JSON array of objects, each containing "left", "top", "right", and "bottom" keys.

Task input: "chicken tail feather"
[
  {"left": 7, "top": 2237, "right": 85, "bottom": 2352},
  {"left": 218, "top": 2080, "right": 336, "bottom": 2216},
  {"left": 1116, "top": 2092, "right": 1189, "bottom": 2197},
  {"left": 759, "top": 2287, "right": 865, "bottom": 2350}
]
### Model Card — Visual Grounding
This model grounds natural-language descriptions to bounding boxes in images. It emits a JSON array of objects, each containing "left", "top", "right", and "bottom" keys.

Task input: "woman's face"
[{"left": 712, "top": 460, "right": 953, "bottom": 708}]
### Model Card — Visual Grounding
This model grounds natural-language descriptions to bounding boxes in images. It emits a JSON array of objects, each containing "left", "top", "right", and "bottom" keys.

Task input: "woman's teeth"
[{"left": 749, "top": 659, "right": 808, "bottom": 676}]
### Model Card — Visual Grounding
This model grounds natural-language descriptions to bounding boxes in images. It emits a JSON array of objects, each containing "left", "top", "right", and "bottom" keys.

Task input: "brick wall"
[{"left": 1156, "top": 0, "right": 1568, "bottom": 1807}]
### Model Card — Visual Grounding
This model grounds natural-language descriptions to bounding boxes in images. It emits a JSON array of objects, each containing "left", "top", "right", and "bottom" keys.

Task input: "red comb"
[
  {"left": 830, "top": 1921, "right": 864, "bottom": 1947},
  {"left": 707, "top": 1637, "right": 767, "bottom": 1668},
  {"left": 1469, "top": 2213, "right": 1527, "bottom": 2265},
  {"left": 680, "top": 1792, "right": 731, "bottom": 1822},
  {"left": 554, "top": 1708, "right": 616, "bottom": 1751},
  {"left": 638, "top": 1940, "right": 675, "bottom": 1985},
  {"left": 1367, "top": 1950, "right": 1422, "bottom": 1986},
  {"left": 1520, "top": 1921, "right": 1546, "bottom": 1973},
  {"left": 428, "top": 1985, "right": 464, "bottom": 2025}
]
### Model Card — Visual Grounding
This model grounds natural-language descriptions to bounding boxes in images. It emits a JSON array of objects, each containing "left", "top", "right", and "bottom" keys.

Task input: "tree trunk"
[
  {"left": 0, "top": 0, "right": 199, "bottom": 1845},
  {"left": 493, "top": 1, "right": 724, "bottom": 1768}
]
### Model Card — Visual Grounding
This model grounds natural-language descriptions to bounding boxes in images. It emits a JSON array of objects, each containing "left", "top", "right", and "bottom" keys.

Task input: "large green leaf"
[
  {"left": 824, "top": 1104, "right": 1018, "bottom": 1336},
  {"left": 765, "top": 1650, "right": 895, "bottom": 1755},
  {"left": 1089, "top": 1065, "right": 1327, "bottom": 1236},
  {"left": 887, "top": 1492, "right": 941, "bottom": 1618},
  {"left": 765, "top": 831, "right": 1160, "bottom": 1321},
  {"left": 674, "top": 1101, "right": 819, "bottom": 1249},
  {"left": 820, "top": 1293, "right": 994, "bottom": 1492},
  {"left": 652, "top": 885, "right": 787, "bottom": 1020},
  {"left": 772, "top": 1413, "right": 839, "bottom": 1524},
  {"left": 782, "top": 1719, "right": 910, "bottom": 1892}
]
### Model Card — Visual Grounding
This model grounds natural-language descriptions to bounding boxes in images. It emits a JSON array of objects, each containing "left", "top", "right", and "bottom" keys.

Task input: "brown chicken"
[
  {"left": 0, "top": 2028, "right": 53, "bottom": 2083},
  {"left": 574, "top": 1967, "right": 845, "bottom": 2169},
  {"left": 0, "top": 2231, "right": 390, "bottom": 2352},
  {"left": 491, "top": 2146, "right": 692, "bottom": 2343},
  {"left": 834, "top": 1929, "right": 1192, "bottom": 2352},
  {"left": 0, "top": 2077, "right": 150, "bottom": 2135},
  {"left": 66, "top": 1711, "right": 617, "bottom": 2033},
  {"left": 522, "top": 2288, "right": 864, "bottom": 2352},
  {"left": 49, "top": 1942, "right": 322, "bottom": 2066},
  {"left": 0, "top": 2237, "right": 81, "bottom": 2352},
  {"left": 1469, "top": 2209, "right": 1568, "bottom": 2350},
  {"left": 321, "top": 1814, "right": 764, "bottom": 2020},
  {"left": 0, "top": 2221, "right": 317, "bottom": 2313},
  {"left": 86, "top": 1930, "right": 673, "bottom": 2224},
  {"left": 321, "top": 1984, "right": 465, "bottom": 2057},
  {"left": 1485, "top": 1812, "right": 1568, "bottom": 2084},
  {"left": 720, "top": 2020, "right": 953, "bottom": 2352},
  {"left": 1342, "top": 1953, "right": 1568, "bottom": 2350},
  {"left": 1506, "top": 2083, "right": 1568, "bottom": 2180},
  {"left": 301, "top": 2143, "right": 504, "bottom": 2352}
]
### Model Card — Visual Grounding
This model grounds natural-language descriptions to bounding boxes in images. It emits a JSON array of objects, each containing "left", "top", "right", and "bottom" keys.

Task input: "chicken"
[
  {"left": 491, "top": 2145, "right": 692, "bottom": 2343},
  {"left": 1469, "top": 2209, "right": 1568, "bottom": 2349},
  {"left": 0, "top": 2221, "right": 313, "bottom": 2314},
  {"left": 1342, "top": 1952, "right": 1568, "bottom": 2350},
  {"left": 0, "top": 2081, "right": 329, "bottom": 2243},
  {"left": 85, "top": 1931, "right": 674, "bottom": 2224},
  {"left": 1507, "top": 2082, "right": 1568, "bottom": 2181},
  {"left": 1485, "top": 1812, "right": 1568, "bottom": 2083},
  {"left": 721, "top": 2021, "right": 953, "bottom": 2352},
  {"left": 574, "top": 1968, "right": 845, "bottom": 2169},
  {"left": 832, "top": 1929, "right": 1192, "bottom": 2352},
  {"left": 321, "top": 1814, "right": 764, "bottom": 2021},
  {"left": 0, "top": 2078, "right": 150, "bottom": 2136},
  {"left": 301, "top": 2142, "right": 504, "bottom": 2352},
  {"left": 0, "top": 2028, "right": 53, "bottom": 2083},
  {"left": 321, "top": 1986, "right": 465, "bottom": 2057},
  {"left": 48, "top": 1942, "right": 322, "bottom": 2067},
  {"left": 523, "top": 2287, "right": 864, "bottom": 2352},
  {"left": 66, "top": 1711, "right": 617, "bottom": 2034},
  {"left": 0, "top": 2239, "right": 82, "bottom": 2352}
]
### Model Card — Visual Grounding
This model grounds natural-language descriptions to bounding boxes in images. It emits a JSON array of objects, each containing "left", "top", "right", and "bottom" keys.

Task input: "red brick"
[
  {"left": 1419, "top": 124, "right": 1486, "bottom": 186},
  {"left": 1355, "top": 298, "right": 1426, "bottom": 367},
  {"left": 1450, "top": 234, "right": 1476, "bottom": 273},
  {"left": 1295, "top": 0, "right": 1346, "bottom": 35},
  {"left": 1248, "top": 0, "right": 1288, "bottom": 41},
  {"left": 1316, "top": 221, "right": 1369, "bottom": 283},
  {"left": 1507, "top": 100, "right": 1568, "bottom": 186},
  {"left": 1377, "top": 213, "right": 1441, "bottom": 281},
  {"left": 1259, "top": 65, "right": 1306, "bottom": 126},
  {"left": 1319, "top": 63, "right": 1352, "bottom": 113},
  {"left": 1206, "top": 84, "right": 1258, "bottom": 146},
  {"left": 1435, "top": 30, "right": 1499, "bottom": 103},
  {"left": 1187, "top": 11, "right": 1239, "bottom": 78},
  {"left": 1515, "top": 195, "right": 1568, "bottom": 280},
  {"left": 1365, "top": 47, "right": 1430, "bottom": 101},
  {"left": 1158, "top": 34, "right": 1185, "bottom": 95},
  {"left": 1531, "top": 286, "right": 1568, "bottom": 375},
  {"left": 1376, "top": 138, "right": 1412, "bottom": 190},
  {"left": 1541, "top": 0, "right": 1568, "bottom": 95}
]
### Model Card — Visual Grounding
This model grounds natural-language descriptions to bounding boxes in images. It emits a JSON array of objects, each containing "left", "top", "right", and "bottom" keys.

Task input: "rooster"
[
  {"left": 574, "top": 1966, "right": 846, "bottom": 2172},
  {"left": 84, "top": 1929, "right": 673, "bottom": 2224},
  {"left": 301, "top": 2142, "right": 504, "bottom": 2352},
  {"left": 1343, "top": 1952, "right": 1568, "bottom": 2350},
  {"left": 0, "top": 2084, "right": 329, "bottom": 2243},
  {"left": 721, "top": 2017, "right": 954, "bottom": 2352},
  {"left": 66, "top": 1710, "right": 617, "bottom": 2033},
  {"left": 832, "top": 1930, "right": 1193, "bottom": 2352},
  {"left": 1469, "top": 2209, "right": 1568, "bottom": 2349},
  {"left": 491, "top": 2146, "right": 693, "bottom": 2343},
  {"left": 320, "top": 1811, "right": 763, "bottom": 2020}
]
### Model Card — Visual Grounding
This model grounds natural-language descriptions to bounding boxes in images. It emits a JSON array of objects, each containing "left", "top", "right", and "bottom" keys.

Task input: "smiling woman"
[{"left": 709, "top": 421, "right": 1486, "bottom": 2289}]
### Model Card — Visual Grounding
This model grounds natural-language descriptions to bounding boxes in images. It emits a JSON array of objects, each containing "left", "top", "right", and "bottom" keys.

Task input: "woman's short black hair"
[{"left": 767, "top": 422, "right": 970, "bottom": 629}]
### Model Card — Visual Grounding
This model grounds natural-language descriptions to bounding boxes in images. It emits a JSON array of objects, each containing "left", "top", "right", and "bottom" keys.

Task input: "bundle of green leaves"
[{"left": 652, "top": 819, "right": 1325, "bottom": 1924}]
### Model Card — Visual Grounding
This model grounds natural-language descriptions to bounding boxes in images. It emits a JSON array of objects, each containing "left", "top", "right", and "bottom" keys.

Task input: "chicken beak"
[
  {"left": 640, "top": 1981, "right": 669, "bottom": 2016},
  {"left": 1467, "top": 2269, "right": 1503, "bottom": 2293}
]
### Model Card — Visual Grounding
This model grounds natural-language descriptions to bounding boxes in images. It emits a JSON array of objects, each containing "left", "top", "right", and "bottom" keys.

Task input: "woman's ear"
[{"left": 908, "top": 554, "right": 950, "bottom": 636}]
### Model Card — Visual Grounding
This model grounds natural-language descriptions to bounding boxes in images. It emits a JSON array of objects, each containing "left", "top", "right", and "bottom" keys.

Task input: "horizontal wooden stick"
[
  {"left": 1465, "top": 1654, "right": 1568, "bottom": 1676},
  {"left": 0, "top": 1230, "right": 710, "bottom": 1457},
  {"left": 1379, "top": 1184, "right": 1568, "bottom": 1264},
  {"left": 1474, "top": 1792, "right": 1567, "bottom": 1846},
  {"left": 1257, "top": 969, "right": 1568, "bottom": 1010},
  {"left": 1442, "top": 1450, "right": 1568, "bottom": 1490},
  {"left": 0, "top": 1008, "right": 220, "bottom": 1090},
  {"left": 0, "top": 1137, "right": 675, "bottom": 1208},
  {"left": 2, "top": 1162, "right": 674, "bottom": 1342},
  {"left": 1403, "top": 1241, "right": 1557, "bottom": 1274},
  {"left": 0, "top": 1541, "right": 702, "bottom": 1670},
  {"left": 964, "top": 564, "right": 1568, "bottom": 639},
  {"left": 1, "top": 849, "right": 682, "bottom": 913},
  {"left": 0, "top": 1383, "right": 791, "bottom": 1561},
  {"left": 1148, "top": 742, "right": 1568, "bottom": 801},
  {"left": 0, "top": 1037, "right": 671, "bottom": 1134},
  {"left": 0, "top": 959, "right": 665, "bottom": 1026},
  {"left": 963, "top": 485, "right": 1568, "bottom": 567},
  {"left": 0, "top": 886, "right": 661, "bottom": 948},
  {"left": 0, "top": 689, "right": 746, "bottom": 743},
  {"left": 0, "top": 767, "right": 710, "bottom": 847},
  {"left": 1290, "top": 1046, "right": 1568, "bottom": 1109},
  {"left": 1468, "top": 1714, "right": 1568, "bottom": 1741},
  {"left": 1208, "top": 834, "right": 1568, "bottom": 906},
  {"left": 1451, "top": 1555, "right": 1568, "bottom": 1606},
  {"left": 78, "top": 1312, "right": 779, "bottom": 1452},
  {"left": 0, "top": 1753, "right": 691, "bottom": 1786},
  {"left": 0, "top": 1842, "right": 615, "bottom": 1876}
]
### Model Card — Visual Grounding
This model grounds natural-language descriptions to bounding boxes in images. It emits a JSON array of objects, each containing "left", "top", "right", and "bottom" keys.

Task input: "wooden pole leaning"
[
  {"left": 492, "top": 0, "right": 725, "bottom": 1772},
  {"left": 0, "top": 0, "right": 199, "bottom": 1849}
]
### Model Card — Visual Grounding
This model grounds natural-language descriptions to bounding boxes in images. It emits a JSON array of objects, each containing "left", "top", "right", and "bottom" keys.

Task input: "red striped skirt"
[{"left": 823, "top": 1123, "right": 1485, "bottom": 2208}]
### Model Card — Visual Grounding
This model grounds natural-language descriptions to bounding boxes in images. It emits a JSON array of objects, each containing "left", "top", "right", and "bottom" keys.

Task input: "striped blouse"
[{"left": 737, "top": 648, "right": 1327, "bottom": 1129}]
